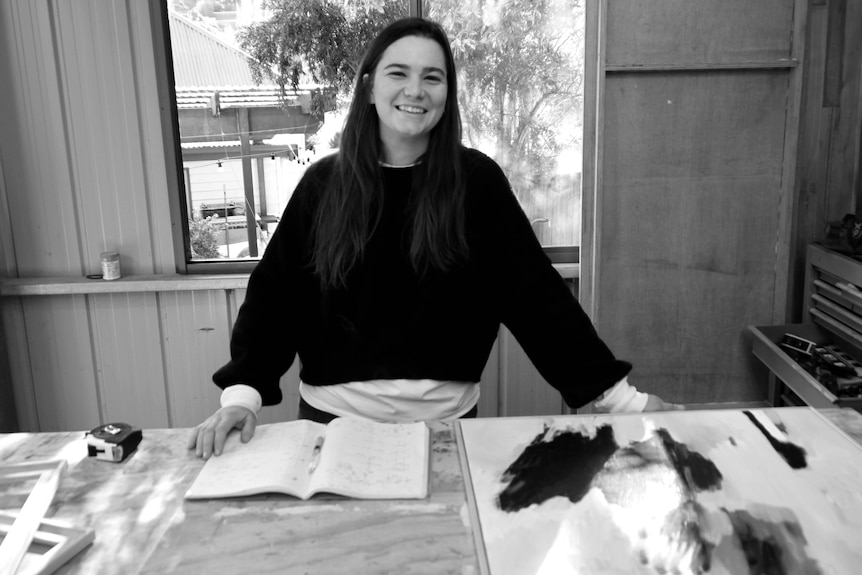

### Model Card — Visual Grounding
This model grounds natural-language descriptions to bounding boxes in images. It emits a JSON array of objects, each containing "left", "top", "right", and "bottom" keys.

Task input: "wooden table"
[
  {"left": 0, "top": 421, "right": 475, "bottom": 575},
  {"left": 1, "top": 408, "right": 861, "bottom": 575}
]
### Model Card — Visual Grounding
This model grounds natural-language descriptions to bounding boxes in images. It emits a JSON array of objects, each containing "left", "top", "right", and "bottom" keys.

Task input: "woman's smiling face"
[{"left": 371, "top": 35, "right": 448, "bottom": 160}]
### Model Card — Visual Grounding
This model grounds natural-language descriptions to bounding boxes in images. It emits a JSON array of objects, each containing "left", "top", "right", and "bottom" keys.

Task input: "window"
[
  {"left": 160, "top": 0, "right": 584, "bottom": 271},
  {"left": 427, "top": 0, "right": 585, "bottom": 263}
]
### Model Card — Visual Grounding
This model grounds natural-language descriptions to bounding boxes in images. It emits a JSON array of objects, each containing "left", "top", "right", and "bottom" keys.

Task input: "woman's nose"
[{"left": 403, "top": 76, "right": 423, "bottom": 98}]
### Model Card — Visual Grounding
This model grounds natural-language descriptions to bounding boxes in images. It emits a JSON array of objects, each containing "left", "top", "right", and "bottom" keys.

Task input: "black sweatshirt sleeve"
[
  {"left": 211, "top": 159, "right": 325, "bottom": 405},
  {"left": 470, "top": 152, "right": 632, "bottom": 408}
]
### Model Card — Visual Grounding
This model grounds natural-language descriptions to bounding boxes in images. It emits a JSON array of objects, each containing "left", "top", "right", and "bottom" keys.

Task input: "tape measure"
[{"left": 85, "top": 422, "right": 142, "bottom": 463}]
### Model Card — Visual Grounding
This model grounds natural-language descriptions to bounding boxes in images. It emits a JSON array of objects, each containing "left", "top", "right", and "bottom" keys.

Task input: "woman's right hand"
[{"left": 187, "top": 406, "right": 257, "bottom": 459}]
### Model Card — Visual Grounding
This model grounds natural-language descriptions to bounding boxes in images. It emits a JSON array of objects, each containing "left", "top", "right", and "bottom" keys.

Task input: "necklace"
[{"left": 378, "top": 160, "right": 419, "bottom": 168}]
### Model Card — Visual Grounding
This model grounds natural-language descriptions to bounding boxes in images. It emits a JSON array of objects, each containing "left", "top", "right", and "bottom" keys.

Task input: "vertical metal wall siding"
[
  {"left": 2, "top": 1, "right": 82, "bottom": 278},
  {"left": 0, "top": 1, "right": 182, "bottom": 431}
]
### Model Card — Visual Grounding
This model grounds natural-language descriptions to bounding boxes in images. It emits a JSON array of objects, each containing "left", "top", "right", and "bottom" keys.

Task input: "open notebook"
[{"left": 186, "top": 418, "right": 429, "bottom": 500}]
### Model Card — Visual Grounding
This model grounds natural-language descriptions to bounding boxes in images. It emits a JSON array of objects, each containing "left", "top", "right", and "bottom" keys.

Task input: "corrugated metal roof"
[
  {"left": 168, "top": 10, "right": 269, "bottom": 88},
  {"left": 175, "top": 86, "right": 308, "bottom": 109}
]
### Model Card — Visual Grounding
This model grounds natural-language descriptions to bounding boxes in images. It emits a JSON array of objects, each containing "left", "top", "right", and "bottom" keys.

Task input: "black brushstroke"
[
  {"left": 497, "top": 424, "right": 618, "bottom": 512},
  {"left": 498, "top": 424, "right": 723, "bottom": 513},
  {"left": 596, "top": 431, "right": 719, "bottom": 573},
  {"left": 494, "top": 421, "right": 821, "bottom": 574},
  {"left": 742, "top": 411, "right": 807, "bottom": 469},
  {"left": 723, "top": 509, "right": 824, "bottom": 575},
  {"left": 665, "top": 500, "right": 715, "bottom": 572},
  {"left": 655, "top": 427, "right": 723, "bottom": 491}
]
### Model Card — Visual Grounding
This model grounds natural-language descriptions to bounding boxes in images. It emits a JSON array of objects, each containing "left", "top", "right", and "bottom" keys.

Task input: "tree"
[
  {"left": 189, "top": 214, "right": 223, "bottom": 259},
  {"left": 237, "top": 0, "right": 404, "bottom": 94},
  {"left": 429, "top": 0, "right": 585, "bottom": 210},
  {"left": 237, "top": 0, "right": 585, "bottom": 244}
]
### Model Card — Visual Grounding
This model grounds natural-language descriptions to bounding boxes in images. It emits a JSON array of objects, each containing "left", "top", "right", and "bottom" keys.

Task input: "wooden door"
[{"left": 581, "top": 0, "right": 807, "bottom": 404}]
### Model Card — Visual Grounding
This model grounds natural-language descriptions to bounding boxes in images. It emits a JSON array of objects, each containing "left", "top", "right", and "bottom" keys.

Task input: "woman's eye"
[{"left": 425, "top": 76, "right": 443, "bottom": 83}]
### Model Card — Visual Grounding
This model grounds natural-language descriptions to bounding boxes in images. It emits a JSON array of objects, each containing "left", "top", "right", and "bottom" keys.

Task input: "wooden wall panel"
[
  {"left": 829, "top": 0, "right": 862, "bottom": 214},
  {"left": 792, "top": 3, "right": 832, "bottom": 322},
  {"left": 605, "top": 0, "right": 794, "bottom": 66},
  {"left": 599, "top": 71, "right": 788, "bottom": 403},
  {"left": 791, "top": 0, "right": 862, "bottom": 322},
  {"left": 584, "top": 0, "right": 806, "bottom": 406}
]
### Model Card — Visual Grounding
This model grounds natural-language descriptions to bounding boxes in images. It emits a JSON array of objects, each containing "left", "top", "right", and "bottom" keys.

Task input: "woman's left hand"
[{"left": 643, "top": 394, "right": 685, "bottom": 412}]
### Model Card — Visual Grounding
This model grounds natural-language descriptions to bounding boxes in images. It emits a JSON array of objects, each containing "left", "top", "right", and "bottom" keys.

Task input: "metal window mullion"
[{"left": 410, "top": 0, "right": 423, "bottom": 18}]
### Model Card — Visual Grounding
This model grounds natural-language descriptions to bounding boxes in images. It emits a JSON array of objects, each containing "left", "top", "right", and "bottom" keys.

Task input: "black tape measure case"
[{"left": 86, "top": 423, "right": 142, "bottom": 462}]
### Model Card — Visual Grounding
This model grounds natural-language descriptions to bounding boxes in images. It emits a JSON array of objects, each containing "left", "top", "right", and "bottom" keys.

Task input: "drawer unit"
[
  {"left": 750, "top": 323, "right": 862, "bottom": 409},
  {"left": 749, "top": 244, "right": 862, "bottom": 410}
]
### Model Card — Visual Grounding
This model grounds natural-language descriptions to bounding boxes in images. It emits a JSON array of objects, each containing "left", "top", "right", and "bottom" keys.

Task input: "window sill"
[
  {"left": 0, "top": 274, "right": 249, "bottom": 296},
  {"left": 0, "top": 264, "right": 578, "bottom": 297},
  {"left": 555, "top": 264, "right": 579, "bottom": 279}
]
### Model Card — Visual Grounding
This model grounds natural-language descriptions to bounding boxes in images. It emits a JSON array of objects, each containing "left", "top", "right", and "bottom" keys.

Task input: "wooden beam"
[
  {"left": 0, "top": 274, "right": 249, "bottom": 296},
  {"left": 0, "top": 460, "right": 65, "bottom": 575},
  {"left": 0, "top": 512, "right": 94, "bottom": 575},
  {"left": 0, "top": 264, "right": 579, "bottom": 297},
  {"left": 605, "top": 59, "right": 798, "bottom": 73}
]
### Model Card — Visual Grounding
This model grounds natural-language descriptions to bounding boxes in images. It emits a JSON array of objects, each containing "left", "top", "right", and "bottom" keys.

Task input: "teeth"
[{"left": 397, "top": 105, "right": 425, "bottom": 114}]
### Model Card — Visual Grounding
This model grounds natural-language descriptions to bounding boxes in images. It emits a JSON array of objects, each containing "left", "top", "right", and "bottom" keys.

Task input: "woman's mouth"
[{"left": 396, "top": 105, "right": 426, "bottom": 115}]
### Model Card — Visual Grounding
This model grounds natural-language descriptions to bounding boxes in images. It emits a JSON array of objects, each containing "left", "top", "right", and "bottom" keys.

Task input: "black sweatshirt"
[{"left": 213, "top": 147, "right": 631, "bottom": 409}]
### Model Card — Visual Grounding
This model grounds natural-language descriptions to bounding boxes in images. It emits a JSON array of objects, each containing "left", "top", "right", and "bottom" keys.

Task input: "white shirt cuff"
[
  {"left": 220, "top": 384, "right": 263, "bottom": 414},
  {"left": 593, "top": 377, "right": 649, "bottom": 413}
]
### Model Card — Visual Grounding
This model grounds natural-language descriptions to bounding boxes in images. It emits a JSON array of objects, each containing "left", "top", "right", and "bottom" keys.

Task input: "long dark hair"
[{"left": 312, "top": 17, "right": 467, "bottom": 288}]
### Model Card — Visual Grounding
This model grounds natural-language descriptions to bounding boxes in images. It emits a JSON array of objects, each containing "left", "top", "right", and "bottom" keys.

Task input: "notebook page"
[
  {"left": 309, "top": 419, "right": 429, "bottom": 499},
  {"left": 186, "top": 419, "right": 323, "bottom": 499}
]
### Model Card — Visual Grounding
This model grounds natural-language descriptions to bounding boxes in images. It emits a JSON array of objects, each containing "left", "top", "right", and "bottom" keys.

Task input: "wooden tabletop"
[
  {"left": 1, "top": 408, "right": 860, "bottom": 575},
  {"left": 0, "top": 421, "right": 475, "bottom": 575}
]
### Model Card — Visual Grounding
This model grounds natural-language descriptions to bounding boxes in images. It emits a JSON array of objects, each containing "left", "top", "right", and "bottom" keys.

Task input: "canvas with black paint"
[{"left": 456, "top": 407, "right": 862, "bottom": 575}]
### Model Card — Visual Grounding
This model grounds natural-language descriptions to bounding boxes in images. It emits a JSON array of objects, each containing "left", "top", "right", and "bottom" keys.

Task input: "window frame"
[{"left": 152, "top": 0, "right": 581, "bottom": 275}]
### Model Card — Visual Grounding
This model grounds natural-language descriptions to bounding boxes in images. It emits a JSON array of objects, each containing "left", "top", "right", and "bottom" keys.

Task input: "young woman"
[{"left": 190, "top": 17, "right": 677, "bottom": 459}]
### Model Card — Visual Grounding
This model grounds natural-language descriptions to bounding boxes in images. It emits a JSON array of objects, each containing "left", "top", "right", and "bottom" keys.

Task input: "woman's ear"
[{"left": 363, "top": 73, "right": 372, "bottom": 101}]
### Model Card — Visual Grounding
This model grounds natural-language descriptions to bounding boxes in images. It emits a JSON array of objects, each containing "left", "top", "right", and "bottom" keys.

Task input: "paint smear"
[
  {"left": 721, "top": 508, "right": 823, "bottom": 575},
  {"left": 497, "top": 424, "right": 722, "bottom": 512},
  {"left": 742, "top": 411, "right": 807, "bottom": 469},
  {"left": 496, "top": 423, "right": 818, "bottom": 574},
  {"left": 497, "top": 424, "right": 618, "bottom": 512}
]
